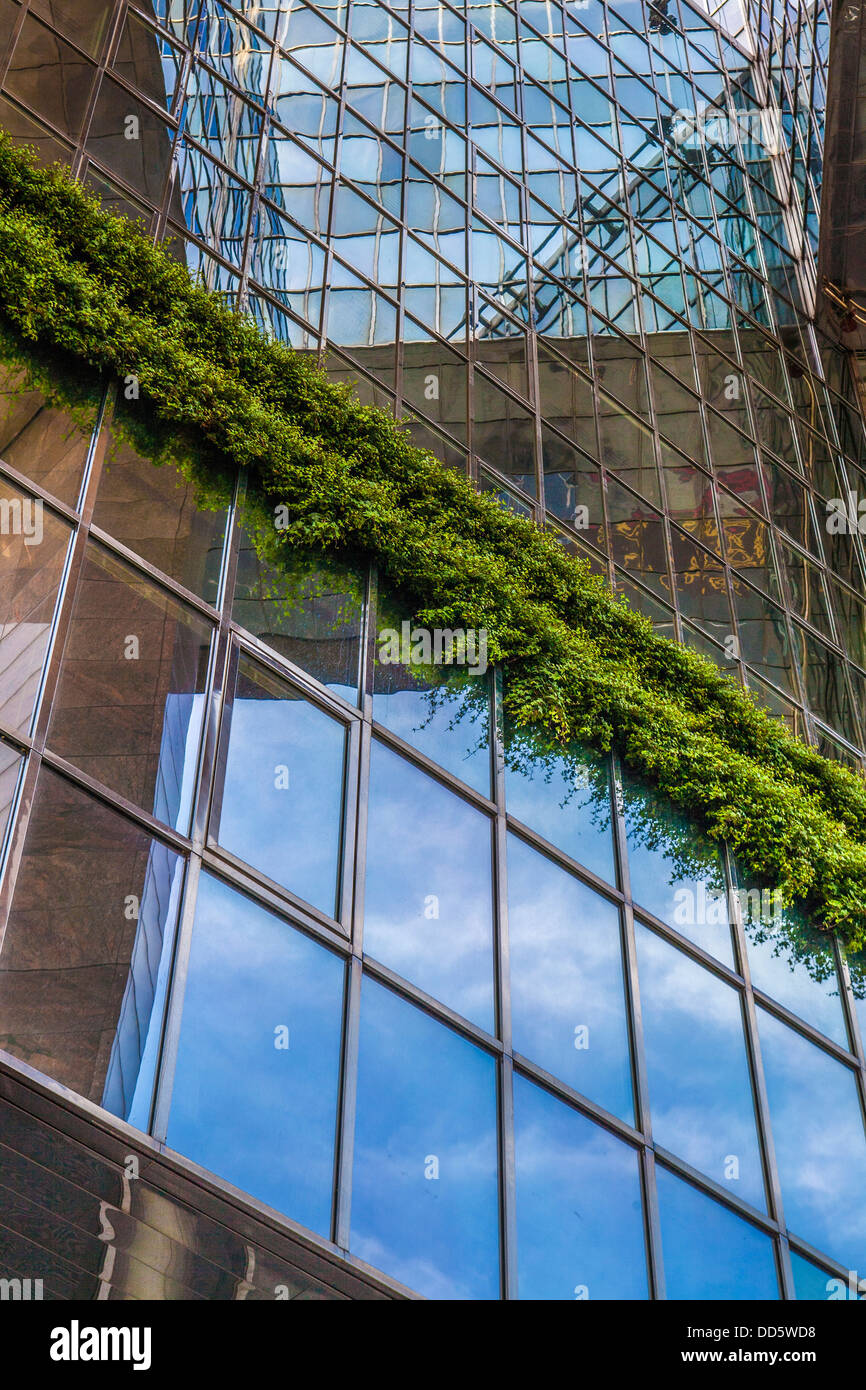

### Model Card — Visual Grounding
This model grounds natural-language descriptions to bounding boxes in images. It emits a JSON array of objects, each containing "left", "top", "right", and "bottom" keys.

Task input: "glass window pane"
[
  {"left": 636, "top": 924, "right": 765, "bottom": 1209},
  {"left": 0, "top": 480, "right": 72, "bottom": 738},
  {"left": 112, "top": 10, "right": 183, "bottom": 111},
  {"left": 503, "top": 726, "right": 616, "bottom": 885},
  {"left": 791, "top": 1251, "right": 849, "bottom": 1301},
  {"left": 741, "top": 893, "right": 848, "bottom": 1047},
  {"left": 373, "top": 594, "right": 491, "bottom": 795},
  {"left": 212, "top": 654, "right": 346, "bottom": 919},
  {"left": 93, "top": 415, "right": 228, "bottom": 603},
  {"left": 5, "top": 15, "right": 96, "bottom": 141},
  {"left": 508, "top": 834, "right": 633, "bottom": 1121},
  {"left": 758, "top": 1008, "right": 866, "bottom": 1271},
  {"left": 846, "top": 950, "right": 866, "bottom": 1051},
  {"left": 85, "top": 76, "right": 175, "bottom": 205},
  {"left": 233, "top": 512, "right": 363, "bottom": 703},
  {"left": 30, "top": 0, "right": 111, "bottom": 57},
  {"left": 166, "top": 874, "right": 344, "bottom": 1238},
  {"left": 0, "top": 736, "right": 21, "bottom": 845},
  {"left": 0, "top": 768, "right": 183, "bottom": 1118},
  {"left": 514, "top": 1073, "right": 647, "bottom": 1300},
  {"left": 656, "top": 1166, "right": 779, "bottom": 1300},
  {"left": 0, "top": 356, "right": 97, "bottom": 507},
  {"left": 364, "top": 741, "right": 495, "bottom": 1030},
  {"left": 351, "top": 977, "right": 500, "bottom": 1298},
  {"left": 46, "top": 543, "right": 212, "bottom": 833},
  {"left": 623, "top": 771, "right": 733, "bottom": 964}
]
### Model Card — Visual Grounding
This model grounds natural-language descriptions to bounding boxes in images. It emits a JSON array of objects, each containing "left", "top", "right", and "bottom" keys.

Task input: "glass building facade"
[{"left": 0, "top": 0, "right": 864, "bottom": 1300}]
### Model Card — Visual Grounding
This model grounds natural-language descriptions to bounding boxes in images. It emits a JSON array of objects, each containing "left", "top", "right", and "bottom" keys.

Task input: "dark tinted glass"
[
  {"left": 93, "top": 419, "right": 228, "bottom": 602},
  {"left": 0, "top": 358, "right": 96, "bottom": 506},
  {"left": 233, "top": 515, "right": 364, "bottom": 703},
  {"left": 5, "top": 15, "right": 96, "bottom": 140},
  {"left": 46, "top": 543, "right": 212, "bottom": 832},
  {"left": 0, "top": 737, "right": 22, "bottom": 846},
  {"left": 0, "top": 480, "right": 72, "bottom": 737},
  {"left": 0, "top": 768, "right": 183, "bottom": 1115}
]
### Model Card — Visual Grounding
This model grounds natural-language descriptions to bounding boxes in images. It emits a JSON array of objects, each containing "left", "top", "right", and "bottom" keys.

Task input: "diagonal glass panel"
[
  {"left": 0, "top": 767, "right": 183, "bottom": 1120},
  {"left": 759, "top": 1007, "right": 866, "bottom": 1273}
]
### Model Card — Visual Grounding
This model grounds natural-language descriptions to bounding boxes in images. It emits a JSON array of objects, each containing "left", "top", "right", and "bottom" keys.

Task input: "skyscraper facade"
[{"left": 0, "top": 0, "right": 864, "bottom": 1301}]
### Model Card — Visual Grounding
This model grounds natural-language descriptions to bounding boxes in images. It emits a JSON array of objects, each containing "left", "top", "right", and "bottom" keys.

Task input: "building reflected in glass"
[{"left": 0, "top": 0, "right": 864, "bottom": 1301}]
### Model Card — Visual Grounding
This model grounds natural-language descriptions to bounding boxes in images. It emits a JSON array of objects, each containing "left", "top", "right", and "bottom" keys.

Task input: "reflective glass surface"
[
  {"left": 504, "top": 729, "right": 616, "bottom": 885},
  {"left": 0, "top": 735, "right": 21, "bottom": 843},
  {"left": 0, "top": 766, "right": 183, "bottom": 1113},
  {"left": 514, "top": 1073, "right": 647, "bottom": 1300},
  {"left": 0, "top": 478, "right": 72, "bottom": 737},
  {"left": 741, "top": 894, "right": 847, "bottom": 1046},
  {"left": 167, "top": 873, "right": 344, "bottom": 1238},
  {"left": 656, "top": 1166, "right": 779, "bottom": 1300},
  {"left": 0, "top": 359, "right": 96, "bottom": 506},
  {"left": 758, "top": 1007, "right": 866, "bottom": 1272},
  {"left": 508, "top": 833, "right": 633, "bottom": 1120},
  {"left": 624, "top": 772, "right": 733, "bottom": 963},
  {"left": 637, "top": 923, "right": 765, "bottom": 1208},
  {"left": 351, "top": 977, "right": 499, "bottom": 1299},
  {"left": 212, "top": 654, "right": 346, "bottom": 918},
  {"left": 233, "top": 511, "right": 364, "bottom": 703},
  {"left": 47, "top": 543, "right": 212, "bottom": 833},
  {"left": 372, "top": 596, "right": 492, "bottom": 795},
  {"left": 93, "top": 418, "right": 227, "bottom": 603},
  {"left": 790, "top": 1252, "right": 848, "bottom": 1302},
  {"left": 364, "top": 740, "right": 495, "bottom": 1029},
  {"left": 0, "top": 0, "right": 861, "bottom": 1305}
]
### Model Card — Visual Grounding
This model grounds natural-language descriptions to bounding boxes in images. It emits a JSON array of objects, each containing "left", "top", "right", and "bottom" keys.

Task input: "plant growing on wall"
[{"left": 1, "top": 130, "right": 866, "bottom": 952}]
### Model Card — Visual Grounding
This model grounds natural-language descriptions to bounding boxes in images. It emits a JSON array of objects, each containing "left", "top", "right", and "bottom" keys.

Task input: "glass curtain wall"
[{"left": 0, "top": 0, "right": 864, "bottom": 1301}]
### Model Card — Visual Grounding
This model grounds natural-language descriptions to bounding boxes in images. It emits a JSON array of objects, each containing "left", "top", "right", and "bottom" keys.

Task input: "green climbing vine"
[{"left": 1, "top": 130, "right": 866, "bottom": 952}]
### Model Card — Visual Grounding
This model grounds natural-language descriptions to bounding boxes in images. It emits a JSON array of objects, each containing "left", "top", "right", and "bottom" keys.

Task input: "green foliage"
[{"left": 1, "top": 130, "right": 866, "bottom": 946}]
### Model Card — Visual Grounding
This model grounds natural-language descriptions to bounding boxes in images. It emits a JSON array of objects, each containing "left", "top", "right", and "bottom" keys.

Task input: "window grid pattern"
[
  {"left": 0, "top": 0, "right": 865, "bottom": 766},
  {"left": 0, "top": 0, "right": 865, "bottom": 1301},
  {"left": 0, "top": 375, "right": 863, "bottom": 1298}
]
